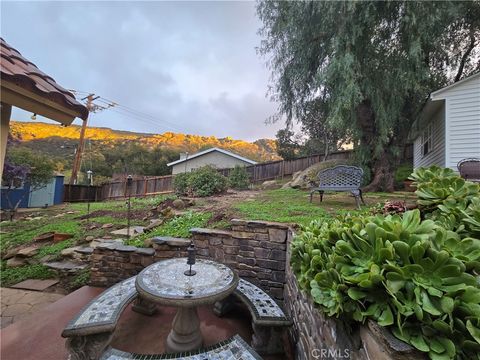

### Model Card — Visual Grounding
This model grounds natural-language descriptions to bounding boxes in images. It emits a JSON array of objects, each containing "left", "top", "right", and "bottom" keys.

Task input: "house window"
[
  {"left": 1, "top": 177, "right": 24, "bottom": 189},
  {"left": 422, "top": 123, "right": 433, "bottom": 157}
]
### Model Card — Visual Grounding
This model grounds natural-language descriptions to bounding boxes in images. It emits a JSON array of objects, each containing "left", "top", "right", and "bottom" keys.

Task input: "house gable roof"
[
  {"left": 167, "top": 147, "right": 257, "bottom": 167},
  {"left": 411, "top": 72, "right": 480, "bottom": 139},
  {"left": 431, "top": 72, "right": 480, "bottom": 100}
]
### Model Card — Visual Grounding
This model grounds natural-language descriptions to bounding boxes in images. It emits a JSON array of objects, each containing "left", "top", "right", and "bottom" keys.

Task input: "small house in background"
[
  {"left": 167, "top": 147, "right": 257, "bottom": 175},
  {"left": 412, "top": 72, "right": 480, "bottom": 171},
  {"left": 1, "top": 174, "right": 65, "bottom": 209}
]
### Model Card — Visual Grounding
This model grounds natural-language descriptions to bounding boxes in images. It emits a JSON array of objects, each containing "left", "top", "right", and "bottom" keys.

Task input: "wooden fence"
[
  {"left": 94, "top": 150, "right": 352, "bottom": 201},
  {"left": 100, "top": 175, "right": 174, "bottom": 200},
  {"left": 65, "top": 146, "right": 415, "bottom": 202},
  {"left": 63, "top": 184, "right": 103, "bottom": 203}
]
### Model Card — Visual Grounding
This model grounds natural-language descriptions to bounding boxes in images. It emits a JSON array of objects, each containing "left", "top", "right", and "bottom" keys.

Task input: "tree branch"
[{"left": 454, "top": 28, "right": 476, "bottom": 82}]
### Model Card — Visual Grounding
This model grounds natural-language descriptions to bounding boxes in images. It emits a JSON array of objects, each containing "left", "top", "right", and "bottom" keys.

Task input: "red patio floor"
[{"left": 0, "top": 286, "right": 287, "bottom": 360}]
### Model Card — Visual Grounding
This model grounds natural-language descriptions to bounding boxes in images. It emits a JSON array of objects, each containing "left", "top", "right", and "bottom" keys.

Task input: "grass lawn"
[
  {"left": 233, "top": 188, "right": 416, "bottom": 227},
  {"left": 0, "top": 187, "right": 416, "bottom": 287}
]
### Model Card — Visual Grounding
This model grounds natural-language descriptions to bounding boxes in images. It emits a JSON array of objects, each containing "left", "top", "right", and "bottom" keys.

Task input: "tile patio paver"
[
  {"left": 10, "top": 279, "right": 59, "bottom": 291},
  {"left": 0, "top": 288, "right": 64, "bottom": 329}
]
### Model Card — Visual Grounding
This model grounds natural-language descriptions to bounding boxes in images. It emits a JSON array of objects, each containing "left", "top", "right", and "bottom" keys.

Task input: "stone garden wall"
[{"left": 89, "top": 219, "right": 290, "bottom": 303}]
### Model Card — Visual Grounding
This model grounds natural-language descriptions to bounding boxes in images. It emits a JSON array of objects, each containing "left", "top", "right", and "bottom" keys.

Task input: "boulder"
[
  {"left": 17, "top": 246, "right": 39, "bottom": 258},
  {"left": 102, "top": 223, "right": 114, "bottom": 229},
  {"left": 144, "top": 219, "right": 164, "bottom": 233},
  {"left": 181, "top": 198, "right": 196, "bottom": 207},
  {"left": 6, "top": 257, "right": 26, "bottom": 268},
  {"left": 282, "top": 159, "right": 351, "bottom": 189},
  {"left": 261, "top": 180, "right": 280, "bottom": 190},
  {"left": 160, "top": 207, "right": 174, "bottom": 219},
  {"left": 2, "top": 247, "right": 18, "bottom": 260},
  {"left": 144, "top": 238, "right": 154, "bottom": 248},
  {"left": 172, "top": 199, "right": 186, "bottom": 210},
  {"left": 61, "top": 246, "right": 82, "bottom": 258}
]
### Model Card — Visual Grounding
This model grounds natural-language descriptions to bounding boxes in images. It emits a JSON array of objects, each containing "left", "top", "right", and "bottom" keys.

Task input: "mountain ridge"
[{"left": 9, "top": 121, "right": 280, "bottom": 163}]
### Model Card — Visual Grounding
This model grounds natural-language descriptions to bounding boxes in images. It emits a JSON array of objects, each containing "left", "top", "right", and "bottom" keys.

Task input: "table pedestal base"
[{"left": 166, "top": 307, "right": 203, "bottom": 353}]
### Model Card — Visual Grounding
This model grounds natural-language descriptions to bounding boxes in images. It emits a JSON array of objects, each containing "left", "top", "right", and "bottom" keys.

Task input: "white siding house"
[
  {"left": 413, "top": 72, "right": 480, "bottom": 171},
  {"left": 167, "top": 147, "right": 257, "bottom": 175}
]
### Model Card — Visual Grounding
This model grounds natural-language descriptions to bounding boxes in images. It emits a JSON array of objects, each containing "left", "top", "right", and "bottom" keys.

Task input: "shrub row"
[
  {"left": 173, "top": 165, "right": 249, "bottom": 197},
  {"left": 291, "top": 166, "right": 480, "bottom": 360}
]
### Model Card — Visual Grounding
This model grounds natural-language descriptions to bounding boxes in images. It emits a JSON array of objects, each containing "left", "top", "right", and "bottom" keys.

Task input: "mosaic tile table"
[{"left": 136, "top": 258, "right": 239, "bottom": 353}]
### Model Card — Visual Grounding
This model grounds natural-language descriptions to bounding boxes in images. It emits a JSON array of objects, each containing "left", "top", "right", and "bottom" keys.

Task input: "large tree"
[{"left": 257, "top": 1, "right": 480, "bottom": 191}]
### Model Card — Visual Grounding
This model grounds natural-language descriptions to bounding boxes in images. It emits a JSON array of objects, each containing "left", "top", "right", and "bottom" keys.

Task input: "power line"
[
  {"left": 96, "top": 97, "right": 186, "bottom": 133},
  {"left": 106, "top": 106, "right": 183, "bottom": 133},
  {"left": 71, "top": 89, "right": 187, "bottom": 133}
]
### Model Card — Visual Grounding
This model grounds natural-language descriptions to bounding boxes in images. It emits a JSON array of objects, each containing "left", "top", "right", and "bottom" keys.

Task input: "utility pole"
[{"left": 70, "top": 94, "right": 97, "bottom": 185}]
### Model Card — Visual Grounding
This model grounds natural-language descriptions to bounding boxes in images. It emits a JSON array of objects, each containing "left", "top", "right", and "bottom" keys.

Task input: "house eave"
[{"left": 167, "top": 147, "right": 257, "bottom": 167}]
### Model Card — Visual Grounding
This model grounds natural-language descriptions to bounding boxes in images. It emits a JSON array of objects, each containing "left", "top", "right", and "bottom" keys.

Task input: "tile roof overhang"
[{"left": 0, "top": 37, "right": 88, "bottom": 125}]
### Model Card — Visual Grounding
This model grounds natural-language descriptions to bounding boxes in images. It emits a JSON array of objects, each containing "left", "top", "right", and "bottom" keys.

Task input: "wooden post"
[
  {"left": 0, "top": 102, "right": 12, "bottom": 180},
  {"left": 70, "top": 95, "right": 94, "bottom": 185}
]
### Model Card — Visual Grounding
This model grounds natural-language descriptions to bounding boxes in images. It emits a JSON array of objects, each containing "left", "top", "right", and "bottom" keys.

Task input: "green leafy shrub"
[
  {"left": 187, "top": 166, "right": 228, "bottom": 197},
  {"left": 292, "top": 166, "right": 480, "bottom": 359},
  {"left": 174, "top": 166, "right": 228, "bottom": 197},
  {"left": 173, "top": 172, "right": 190, "bottom": 196},
  {"left": 394, "top": 163, "right": 413, "bottom": 189},
  {"left": 228, "top": 165, "right": 250, "bottom": 190}
]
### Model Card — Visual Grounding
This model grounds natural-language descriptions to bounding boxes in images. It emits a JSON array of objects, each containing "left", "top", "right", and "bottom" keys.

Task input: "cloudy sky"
[{"left": 1, "top": 1, "right": 285, "bottom": 141}]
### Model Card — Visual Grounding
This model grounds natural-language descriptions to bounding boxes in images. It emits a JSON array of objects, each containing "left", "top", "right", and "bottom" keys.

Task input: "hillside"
[
  {"left": 10, "top": 121, "right": 278, "bottom": 162},
  {"left": 8, "top": 121, "right": 279, "bottom": 183}
]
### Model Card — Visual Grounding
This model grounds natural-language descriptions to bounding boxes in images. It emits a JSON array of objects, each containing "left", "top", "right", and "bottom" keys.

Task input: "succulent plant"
[{"left": 291, "top": 166, "right": 480, "bottom": 359}]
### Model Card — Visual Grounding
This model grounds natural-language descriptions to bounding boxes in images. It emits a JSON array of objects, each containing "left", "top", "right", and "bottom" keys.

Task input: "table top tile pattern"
[
  {"left": 63, "top": 277, "right": 137, "bottom": 334},
  {"left": 100, "top": 334, "right": 262, "bottom": 360},
  {"left": 137, "top": 258, "right": 235, "bottom": 301},
  {"left": 235, "top": 279, "right": 289, "bottom": 324}
]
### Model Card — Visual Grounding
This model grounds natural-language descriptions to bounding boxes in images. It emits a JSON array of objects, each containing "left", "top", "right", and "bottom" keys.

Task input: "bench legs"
[
  {"left": 65, "top": 332, "right": 113, "bottom": 360},
  {"left": 309, "top": 189, "right": 324, "bottom": 203},
  {"left": 132, "top": 297, "right": 157, "bottom": 316},
  {"left": 351, "top": 190, "right": 365, "bottom": 210},
  {"left": 251, "top": 324, "right": 285, "bottom": 355}
]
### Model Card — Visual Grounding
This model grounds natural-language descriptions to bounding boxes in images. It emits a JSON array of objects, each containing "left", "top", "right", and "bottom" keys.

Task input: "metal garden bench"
[
  {"left": 214, "top": 278, "right": 292, "bottom": 355},
  {"left": 458, "top": 158, "right": 480, "bottom": 182},
  {"left": 309, "top": 165, "right": 365, "bottom": 209}
]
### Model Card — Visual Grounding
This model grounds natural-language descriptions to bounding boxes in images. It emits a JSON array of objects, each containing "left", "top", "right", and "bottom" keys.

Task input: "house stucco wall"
[
  {"left": 171, "top": 151, "right": 251, "bottom": 174},
  {"left": 413, "top": 106, "right": 445, "bottom": 169}
]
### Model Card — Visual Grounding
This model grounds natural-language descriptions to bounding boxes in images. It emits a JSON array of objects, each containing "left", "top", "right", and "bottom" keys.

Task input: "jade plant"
[{"left": 291, "top": 166, "right": 480, "bottom": 360}]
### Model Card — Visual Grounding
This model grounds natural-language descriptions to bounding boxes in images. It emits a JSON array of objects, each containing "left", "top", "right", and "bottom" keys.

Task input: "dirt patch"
[
  {"left": 76, "top": 209, "right": 150, "bottom": 221},
  {"left": 206, "top": 208, "right": 235, "bottom": 228},
  {"left": 192, "top": 190, "right": 259, "bottom": 211},
  {"left": 156, "top": 198, "right": 176, "bottom": 211}
]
